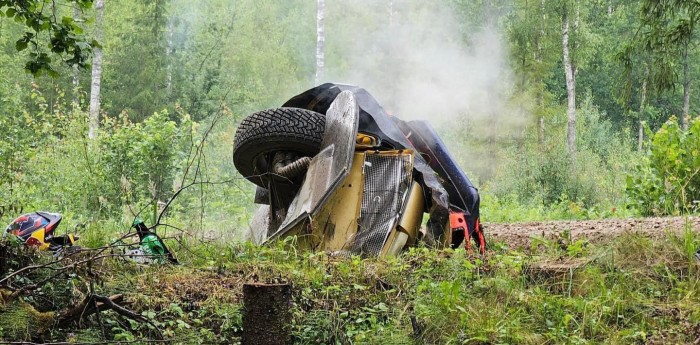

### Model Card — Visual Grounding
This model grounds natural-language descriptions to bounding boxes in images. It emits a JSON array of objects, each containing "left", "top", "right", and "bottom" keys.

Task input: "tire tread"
[{"left": 232, "top": 107, "right": 325, "bottom": 186}]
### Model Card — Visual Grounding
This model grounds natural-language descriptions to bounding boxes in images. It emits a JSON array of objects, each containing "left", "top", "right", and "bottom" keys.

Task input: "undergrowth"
[{"left": 1, "top": 225, "right": 699, "bottom": 344}]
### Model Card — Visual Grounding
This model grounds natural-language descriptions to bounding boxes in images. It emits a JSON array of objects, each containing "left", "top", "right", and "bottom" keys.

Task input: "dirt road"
[{"left": 485, "top": 216, "right": 700, "bottom": 249}]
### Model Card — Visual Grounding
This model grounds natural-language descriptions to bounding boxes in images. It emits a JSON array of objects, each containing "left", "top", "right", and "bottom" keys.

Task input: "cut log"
[{"left": 242, "top": 283, "right": 291, "bottom": 345}]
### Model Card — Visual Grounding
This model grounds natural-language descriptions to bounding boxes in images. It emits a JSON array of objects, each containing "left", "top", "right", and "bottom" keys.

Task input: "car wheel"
[{"left": 233, "top": 107, "right": 325, "bottom": 187}]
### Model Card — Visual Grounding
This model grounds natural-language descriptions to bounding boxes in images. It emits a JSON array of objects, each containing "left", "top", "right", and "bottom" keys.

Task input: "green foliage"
[
  {"left": 101, "top": 0, "right": 170, "bottom": 121},
  {"left": 637, "top": 0, "right": 700, "bottom": 89},
  {"left": 0, "top": 302, "right": 54, "bottom": 340},
  {"left": 100, "top": 110, "right": 191, "bottom": 208},
  {"left": 1, "top": 95, "right": 193, "bottom": 223},
  {"left": 627, "top": 117, "right": 700, "bottom": 215},
  {"left": 4, "top": 0, "right": 698, "bottom": 227},
  {"left": 486, "top": 95, "right": 636, "bottom": 220},
  {"left": 0, "top": 0, "right": 96, "bottom": 76},
  {"left": 482, "top": 193, "right": 633, "bottom": 222},
  {"left": 0, "top": 85, "right": 54, "bottom": 217}
]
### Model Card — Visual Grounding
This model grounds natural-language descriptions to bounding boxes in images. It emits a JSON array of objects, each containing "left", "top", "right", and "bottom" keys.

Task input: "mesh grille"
[{"left": 350, "top": 153, "right": 412, "bottom": 256}]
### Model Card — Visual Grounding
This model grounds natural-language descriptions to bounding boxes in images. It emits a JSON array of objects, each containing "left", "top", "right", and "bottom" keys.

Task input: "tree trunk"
[
  {"left": 639, "top": 67, "right": 648, "bottom": 151},
  {"left": 388, "top": 0, "right": 394, "bottom": 25},
  {"left": 166, "top": 17, "right": 174, "bottom": 96},
  {"left": 242, "top": 283, "right": 291, "bottom": 345},
  {"left": 72, "top": 66, "right": 80, "bottom": 105},
  {"left": 573, "top": 4, "right": 579, "bottom": 76},
  {"left": 72, "top": 7, "right": 81, "bottom": 105},
  {"left": 88, "top": 0, "right": 105, "bottom": 140},
  {"left": 537, "top": 0, "right": 546, "bottom": 146},
  {"left": 682, "top": 45, "right": 691, "bottom": 131},
  {"left": 314, "top": 0, "right": 325, "bottom": 85},
  {"left": 562, "top": 10, "right": 576, "bottom": 153},
  {"left": 539, "top": 0, "right": 546, "bottom": 59}
]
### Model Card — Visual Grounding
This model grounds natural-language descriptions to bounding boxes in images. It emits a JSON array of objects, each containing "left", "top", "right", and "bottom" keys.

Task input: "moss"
[{"left": 0, "top": 300, "right": 55, "bottom": 341}]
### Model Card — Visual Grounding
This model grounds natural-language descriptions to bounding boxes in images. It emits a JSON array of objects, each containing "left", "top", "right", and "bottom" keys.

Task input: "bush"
[
  {"left": 0, "top": 85, "right": 54, "bottom": 219},
  {"left": 100, "top": 110, "right": 192, "bottom": 214},
  {"left": 0, "top": 87, "right": 256, "bottom": 238},
  {"left": 626, "top": 117, "right": 700, "bottom": 216},
  {"left": 17, "top": 107, "right": 192, "bottom": 222},
  {"left": 485, "top": 95, "right": 635, "bottom": 219}
]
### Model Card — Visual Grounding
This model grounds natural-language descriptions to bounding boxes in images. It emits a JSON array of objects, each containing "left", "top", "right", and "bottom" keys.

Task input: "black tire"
[{"left": 233, "top": 107, "right": 325, "bottom": 187}]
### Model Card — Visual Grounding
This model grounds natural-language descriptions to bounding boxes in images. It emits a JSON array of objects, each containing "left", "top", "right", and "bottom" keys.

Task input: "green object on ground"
[{"left": 141, "top": 234, "right": 166, "bottom": 263}]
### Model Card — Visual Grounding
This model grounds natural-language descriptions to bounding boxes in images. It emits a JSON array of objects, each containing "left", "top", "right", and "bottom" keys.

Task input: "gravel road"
[{"left": 485, "top": 216, "right": 700, "bottom": 248}]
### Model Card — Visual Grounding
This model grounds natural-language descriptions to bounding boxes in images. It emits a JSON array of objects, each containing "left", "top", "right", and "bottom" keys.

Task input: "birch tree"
[
  {"left": 639, "top": 67, "right": 648, "bottom": 150},
  {"left": 638, "top": 0, "right": 700, "bottom": 131},
  {"left": 315, "top": 0, "right": 325, "bottom": 85},
  {"left": 539, "top": 0, "right": 547, "bottom": 146},
  {"left": 72, "top": 7, "right": 81, "bottom": 105},
  {"left": 681, "top": 45, "right": 691, "bottom": 130},
  {"left": 561, "top": 4, "right": 577, "bottom": 153},
  {"left": 88, "top": 0, "right": 104, "bottom": 139},
  {"left": 166, "top": 17, "right": 174, "bottom": 96},
  {"left": 508, "top": 0, "right": 558, "bottom": 147}
]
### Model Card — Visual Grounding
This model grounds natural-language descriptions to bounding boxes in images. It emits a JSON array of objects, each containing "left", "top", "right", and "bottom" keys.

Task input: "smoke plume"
[{"left": 323, "top": 1, "right": 528, "bottom": 179}]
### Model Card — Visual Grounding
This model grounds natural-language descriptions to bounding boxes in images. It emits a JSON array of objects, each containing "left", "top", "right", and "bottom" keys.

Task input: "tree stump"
[
  {"left": 242, "top": 283, "right": 292, "bottom": 345},
  {"left": 0, "top": 243, "right": 7, "bottom": 276}
]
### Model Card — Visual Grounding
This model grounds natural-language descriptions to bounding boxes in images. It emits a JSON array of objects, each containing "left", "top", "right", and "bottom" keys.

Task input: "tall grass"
[{"left": 1, "top": 223, "right": 698, "bottom": 344}]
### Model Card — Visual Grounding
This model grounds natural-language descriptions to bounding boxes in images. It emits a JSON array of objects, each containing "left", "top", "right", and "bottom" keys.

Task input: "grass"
[
  {"left": 0, "top": 225, "right": 699, "bottom": 344},
  {"left": 480, "top": 193, "right": 638, "bottom": 223}
]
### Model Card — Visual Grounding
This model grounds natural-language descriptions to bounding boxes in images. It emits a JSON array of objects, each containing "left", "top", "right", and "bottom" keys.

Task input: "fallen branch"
[
  {"left": 57, "top": 294, "right": 123, "bottom": 326},
  {"left": 56, "top": 293, "right": 164, "bottom": 340}
]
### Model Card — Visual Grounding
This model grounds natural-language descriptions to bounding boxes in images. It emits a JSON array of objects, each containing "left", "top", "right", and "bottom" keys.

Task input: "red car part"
[{"left": 449, "top": 210, "right": 485, "bottom": 254}]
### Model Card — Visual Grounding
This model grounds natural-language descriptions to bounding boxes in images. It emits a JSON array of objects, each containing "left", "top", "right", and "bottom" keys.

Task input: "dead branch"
[
  {"left": 56, "top": 294, "right": 123, "bottom": 326},
  {"left": 56, "top": 293, "right": 164, "bottom": 340},
  {"left": 154, "top": 89, "right": 236, "bottom": 230},
  {"left": 0, "top": 229, "right": 139, "bottom": 288}
]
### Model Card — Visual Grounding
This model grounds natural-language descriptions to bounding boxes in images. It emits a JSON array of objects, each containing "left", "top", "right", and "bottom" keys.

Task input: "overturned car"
[{"left": 233, "top": 84, "right": 484, "bottom": 257}]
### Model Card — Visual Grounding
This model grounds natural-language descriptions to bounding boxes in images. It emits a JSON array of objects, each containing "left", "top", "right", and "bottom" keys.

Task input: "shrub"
[
  {"left": 486, "top": 95, "right": 635, "bottom": 219},
  {"left": 100, "top": 110, "right": 191, "bottom": 208},
  {"left": 626, "top": 117, "right": 700, "bottom": 216},
  {"left": 0, "top": 85, "right": 53, "bottom": 219}
]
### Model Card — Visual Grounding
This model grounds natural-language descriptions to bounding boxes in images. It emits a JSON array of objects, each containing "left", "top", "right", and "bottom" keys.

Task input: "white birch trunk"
[
  {"left": 682, "top": 46, "right": 691, "bottom": 131},
  {"left": 166, "top": 17, "right": 174, "bottom": 95},
  {"left": 88, "top": 0, "right": 105, "bottom": 140},
  {"left": 72, "top": 7, "right": 80, "bottom": 105},
  {"left": 537, "top": 0, "right": 546, "bottom": 146},
  {"left": 72, "top": 65, "right": 80, "bottom": 105},
  {"left": 573, "top": 4, "right": 579, "bottom": 76},
  {"left": 562, "top": 10, "right": 576, "bottom": 153},
  {"left": 539, "top": 0, "right": 545, "bottom": 59},
  {"left": 389, "top": 0, "right": 394, "bottom": 25},
  {"left": 639, "top": 72, "right": 648, "bottom": 151},
  {"left": 315, "top": 0, "right": 325, "bottom": 85}
]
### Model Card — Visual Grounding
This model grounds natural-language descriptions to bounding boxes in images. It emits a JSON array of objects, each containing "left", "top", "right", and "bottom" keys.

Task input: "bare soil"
[{"left": 485, "top": 216, "right": 700, "bottom": 249}]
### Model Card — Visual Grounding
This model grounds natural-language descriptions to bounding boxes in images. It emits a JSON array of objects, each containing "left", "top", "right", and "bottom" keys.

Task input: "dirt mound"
[{"left": 485, "top": 216, "right": 700, "bottom": 249}]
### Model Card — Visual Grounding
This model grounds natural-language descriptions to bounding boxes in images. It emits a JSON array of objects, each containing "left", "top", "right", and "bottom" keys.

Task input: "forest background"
[{"left": 1, "top": 0, "right": 699, "bottom": 241}]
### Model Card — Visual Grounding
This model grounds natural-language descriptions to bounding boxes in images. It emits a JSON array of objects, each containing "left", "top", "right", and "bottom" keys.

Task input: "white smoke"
[
  {"left": 322, "top": 1, "right": 529, "bottom": 179},
  {"left": 324, "top": 1, "right": 525, "bottom": 127}
]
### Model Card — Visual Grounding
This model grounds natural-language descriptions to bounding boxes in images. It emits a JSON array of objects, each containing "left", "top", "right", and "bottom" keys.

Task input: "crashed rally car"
[{"left": 233, "top": 83, "right": 484, "bottom": 257}]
